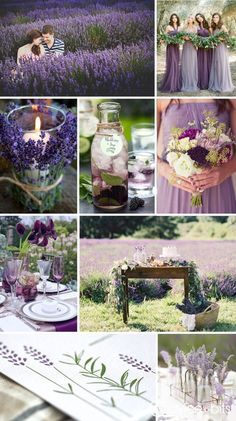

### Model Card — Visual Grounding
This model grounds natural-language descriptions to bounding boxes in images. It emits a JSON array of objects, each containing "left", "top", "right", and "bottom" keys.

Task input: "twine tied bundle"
[{"left": 0, "top": 172, "right": 63, "bottom": 207}]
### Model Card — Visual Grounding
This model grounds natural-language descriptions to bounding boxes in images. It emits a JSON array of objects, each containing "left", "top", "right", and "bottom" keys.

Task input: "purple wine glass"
[
  {"left": 52, "top": 256, "right": 64, "bottom": 300},
  {"left": 5, "top": 258, "right": 22, "bottom": 306}
]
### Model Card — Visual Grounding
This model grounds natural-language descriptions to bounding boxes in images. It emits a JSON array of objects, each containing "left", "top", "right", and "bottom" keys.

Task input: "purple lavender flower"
[
  {"left": 187, "top": 146, "right": 209, "bottom": 166},
  {"left": 0, "top": 342, "right": 27, "bottom": 366},
  {"left": 160, "top": 350, "right": 172, "bottom": 366},
  {"left": 175, "top": 347, "right": 185, "bottom": 367},
  {"left": 215, "top": 382, "right": 225, "bottom": 397},
  {"left": 24, "top": 345, "right": 53, "bottom": 366},
  {"left": 16, "top": 222, "right": 25, "bottom": 237},
  {"left": 179, "top": 128, "right": 199, "bottom": 140}
]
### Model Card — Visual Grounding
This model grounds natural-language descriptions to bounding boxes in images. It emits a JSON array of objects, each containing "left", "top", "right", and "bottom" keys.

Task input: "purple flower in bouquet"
[
  {"left": 187, "top": 146, "right": 209, "bottom": 166},
  {"left": 179, "top": 128, "right": 199, "bottom": 140},
  {"left": 28, "top": 219, "right": 57, "bottom": 247},
  {"left": 16, "top": 222, "right": 26, "bottom": 237}
]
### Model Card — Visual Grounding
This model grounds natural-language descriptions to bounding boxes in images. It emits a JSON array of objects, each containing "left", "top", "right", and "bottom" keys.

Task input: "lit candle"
[{"left": 23, "top": 116, "right": 50, "bottom": 143}]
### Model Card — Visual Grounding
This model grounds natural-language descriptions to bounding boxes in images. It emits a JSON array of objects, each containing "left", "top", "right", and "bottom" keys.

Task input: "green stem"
[
  {"left": 54, "top": 366, "right": 131, "bottom": 417},
  {"left": 62, "top": 360, "right": 153, "bottom": 404},
  {"left": 26, "top": 366, "right": 121, "bottom": 421}
]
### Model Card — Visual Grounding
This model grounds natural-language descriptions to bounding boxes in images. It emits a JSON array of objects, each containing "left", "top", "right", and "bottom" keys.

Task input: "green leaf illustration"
[
  {"left": 84, "top": 357, "right": 93, "bottom": 368},
  {"left": 120, "top": 370, "right": 129, "bottom": 387},
  {"left": 100, "top": 363, "right": 106, "bottom": 377}
]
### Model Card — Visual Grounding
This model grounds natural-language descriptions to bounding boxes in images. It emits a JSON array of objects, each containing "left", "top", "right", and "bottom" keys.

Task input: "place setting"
[{"left": 0, "top": 216, "right": 77, "bottom": 332}]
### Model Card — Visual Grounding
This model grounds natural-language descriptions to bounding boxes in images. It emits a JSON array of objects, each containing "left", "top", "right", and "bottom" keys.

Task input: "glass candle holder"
[
  {"left": 6, "top": 105, "right": 66, "bottom": 212},
  {"left": 131, "top": 123, "right": 155, "bottom": 151},
  {"left": 128, "top": 151, "right": 155, "bottom": 198}
]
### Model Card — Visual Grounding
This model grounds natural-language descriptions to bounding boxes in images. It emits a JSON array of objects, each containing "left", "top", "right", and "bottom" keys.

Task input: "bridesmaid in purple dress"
[
  {"left": 181, "top": 16, "right": 199, "bottom": 92},
  {"left": 157, "top": 99, "right": 236, "bottom": 214},
  {"left": 209, "top": 13, "right": 234, "bottom": 92},
  {"left": 160, "top": 14, "right": 181, "bottom": 93},
  {"left": 195, "top": 13, "right": 212, "bottom": 89}
]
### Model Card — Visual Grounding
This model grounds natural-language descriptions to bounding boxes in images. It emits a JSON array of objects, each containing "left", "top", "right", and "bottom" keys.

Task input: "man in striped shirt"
[{"left": 42, "top": 25, "right": 64, "bottom": 56}]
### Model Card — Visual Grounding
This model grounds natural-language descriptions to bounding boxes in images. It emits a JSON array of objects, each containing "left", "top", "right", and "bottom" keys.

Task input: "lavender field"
[
  {"left": 0, "top": 0, "right": 154, "bottom": 95},
  {"left": 80, "top": 238, "right": 236, "bottom": 279}
]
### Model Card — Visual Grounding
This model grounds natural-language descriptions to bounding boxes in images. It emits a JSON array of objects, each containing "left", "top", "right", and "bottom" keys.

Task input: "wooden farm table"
[{"left": 121, "top": 266, "right": 190, "bottom": 323}]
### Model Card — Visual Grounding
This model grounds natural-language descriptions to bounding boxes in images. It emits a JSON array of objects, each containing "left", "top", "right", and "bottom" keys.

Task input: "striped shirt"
[{"left": 42, "top": 38, "right": 64, "bottom": 56}]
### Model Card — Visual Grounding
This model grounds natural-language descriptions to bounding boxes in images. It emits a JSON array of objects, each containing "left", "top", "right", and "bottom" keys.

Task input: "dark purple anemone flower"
[
  {"left": 16, "top": 222, "right": 25, "bottom": 237},
  {"left": 28, "top": 218, "right": 57, "bottom": 247},
  {"left": 179, "top": 128, "right": 199, "bottom": 140},
  {"left": 187, "top": 146, "right": 209, "bottom": 166}
]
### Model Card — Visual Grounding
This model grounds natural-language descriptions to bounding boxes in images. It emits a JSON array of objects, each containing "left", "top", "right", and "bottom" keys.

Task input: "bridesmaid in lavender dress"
[
  {"left": 160, "top": 14, "right": 181, "bottom": 93},
  {"left": 181, "top": 16, "right": 199, "bottom": 92},
  {"left": 195, "top": 13, "right": 212, "bottom": 89},
  {"left": 157, "top": 99, "right": 236, "bottom": 214},
  {"left": 209, "top": 13, "right": 234, "bottom": 92}
]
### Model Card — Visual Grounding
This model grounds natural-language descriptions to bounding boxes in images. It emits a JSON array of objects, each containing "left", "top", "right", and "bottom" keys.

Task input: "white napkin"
[{"left": 0, "top": 315, "right": 33, "bottom": 332}]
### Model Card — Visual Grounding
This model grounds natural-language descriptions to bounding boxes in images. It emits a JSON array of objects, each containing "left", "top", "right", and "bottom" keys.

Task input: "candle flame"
[
  {"left": 35, "top": 116, "right": 41, "bottom": 131},
  {"left": 32, "top": 105, "right": 38, "bottom": 111}
]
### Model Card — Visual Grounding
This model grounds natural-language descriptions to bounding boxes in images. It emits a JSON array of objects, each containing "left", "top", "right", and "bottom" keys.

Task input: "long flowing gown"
[
  {"left": 157, "top": 102, "right": 236, "bottom": 214},
  {"left": 197, "top": 28, "right": 212, "bottom": 89},
  {"left": 160, "top": 30, "right": 181, "bottom": 93},
  {"left": 209, "top": 29, "right": 234, "bottom": 92},
  {"left": 181, "top": 30, "right": 199, "bottom": 92}
]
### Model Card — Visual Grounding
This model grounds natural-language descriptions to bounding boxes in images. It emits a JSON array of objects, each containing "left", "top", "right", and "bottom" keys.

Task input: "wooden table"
[
  {"left": 0, "top": 166, "right": 77, "bottom": 213},
  {"left": 121, "top": 266, "right": 190, "bottom": 323}
]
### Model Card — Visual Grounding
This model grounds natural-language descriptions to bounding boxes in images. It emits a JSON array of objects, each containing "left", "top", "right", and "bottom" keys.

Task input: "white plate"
[
  {"left": 37, "top": 281, "right": 67, "bottom": 293},
  {"left": 0, "top": 293, "right": 6, "bottom": 305},
  {"left": 22, "top": 301, "right": 77, "bottom": 322}
]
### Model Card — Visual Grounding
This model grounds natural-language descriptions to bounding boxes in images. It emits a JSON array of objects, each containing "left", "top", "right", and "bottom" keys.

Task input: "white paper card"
[{"left": 0, "top": 333, "right": 156, "bottom": 421}]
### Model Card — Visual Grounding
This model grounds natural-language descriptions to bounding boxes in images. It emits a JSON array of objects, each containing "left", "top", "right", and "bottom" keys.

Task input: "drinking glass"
[
  {"left": 5, "top": 258, "right": 22, "bottom": 305},
  {"left": 131, "top": 123, "right": 155, "bottom": 151},
  {"left": 52, "top": 256, "right": 64, "bottom": 300},
  {"left": 37, "top": 259, "right": 52, "bottom": 299},
  {"left": 128, "top": 151, "right": 155, "bottom": 198}
]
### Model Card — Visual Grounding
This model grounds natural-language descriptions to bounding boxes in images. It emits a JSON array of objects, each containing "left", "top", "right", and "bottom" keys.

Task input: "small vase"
[{"left": 19, "top": 285, "right": 38, "bottom": 302}]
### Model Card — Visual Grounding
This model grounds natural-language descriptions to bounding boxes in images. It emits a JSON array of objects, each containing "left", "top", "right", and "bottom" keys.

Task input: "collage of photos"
[{"left": 1, "top": 0, "right": 236, "bottom": 420}]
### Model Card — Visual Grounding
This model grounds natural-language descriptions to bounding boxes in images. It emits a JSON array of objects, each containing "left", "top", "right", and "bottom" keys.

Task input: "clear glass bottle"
[
  {"left": 91, "top": 102, "right": 128, "bottom": 211},
  {"left": 79, "top": 100, "right": 99, "bottom": 164}
]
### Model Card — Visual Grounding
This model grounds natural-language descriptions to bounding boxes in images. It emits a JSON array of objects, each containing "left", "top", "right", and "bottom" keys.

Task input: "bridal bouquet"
[{"left": 166, "top": 112, "right": 235, "bottom": 206}]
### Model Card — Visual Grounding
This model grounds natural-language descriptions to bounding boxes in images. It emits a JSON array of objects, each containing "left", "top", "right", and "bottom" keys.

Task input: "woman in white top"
[{"left": 17, "top": 29, "right": 45, "bottom": 64}]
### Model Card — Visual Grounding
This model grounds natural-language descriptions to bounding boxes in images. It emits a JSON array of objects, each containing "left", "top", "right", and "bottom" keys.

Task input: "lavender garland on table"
[{"left": 0, "top": 103, "right": 77, "bottom": 171}]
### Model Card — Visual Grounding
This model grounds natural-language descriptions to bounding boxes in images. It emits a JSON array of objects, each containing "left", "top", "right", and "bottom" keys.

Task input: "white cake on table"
[{"left": 160, "top": 246, "right": 180, "bottom": 258}]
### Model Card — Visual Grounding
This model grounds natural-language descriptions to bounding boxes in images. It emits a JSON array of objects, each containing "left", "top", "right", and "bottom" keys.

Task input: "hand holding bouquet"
[{"left": 166, "top": 112, "right": 235, "bottom": 207}]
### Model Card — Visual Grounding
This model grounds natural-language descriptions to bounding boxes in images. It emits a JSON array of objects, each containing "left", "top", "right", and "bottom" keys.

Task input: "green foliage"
[
  {"left": 80, "top": 295, "right": 236, "bottom": 333},
  {"left": 80, "top": 174, "right": 93, "bottom": 204},
  {"left": 80, "top": 274, "right": 110, "bottom": 303},
  {"left": 85, "top": 24, "right": 109, "bottom": 50}
]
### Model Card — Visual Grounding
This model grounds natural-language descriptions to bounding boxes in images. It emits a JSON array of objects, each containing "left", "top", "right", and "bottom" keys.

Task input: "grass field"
[{"left": 80, "top": 294, "right": 236, "bottom": 332}]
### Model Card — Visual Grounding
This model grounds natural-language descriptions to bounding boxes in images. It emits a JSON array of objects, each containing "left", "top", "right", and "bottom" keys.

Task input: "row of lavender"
[
  {"left": 0, "top": 40, "right": 154, "bottom": 95},
  {"left": 0, "top": 11, "right": 153, "bottom": 59},
  {"left": 0, "top": 1, "right": 153, "bottom": 25}
]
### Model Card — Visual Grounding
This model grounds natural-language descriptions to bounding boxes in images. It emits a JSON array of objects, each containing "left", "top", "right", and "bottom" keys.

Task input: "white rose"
[
  {"left": 166, "top": 151, "right": 179, "bottom": 166},
  {"left": 178, "top": 137, "right": 191, "bottom": 151},
  {"left": 173, "top": 154, "right": 197, "bottom": 178},
  {"left": 121, "top": 264, "right": 128, "bottom": 271},
  {"left": 219, "top": 133, "right": 231, "bottom": 144}
]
